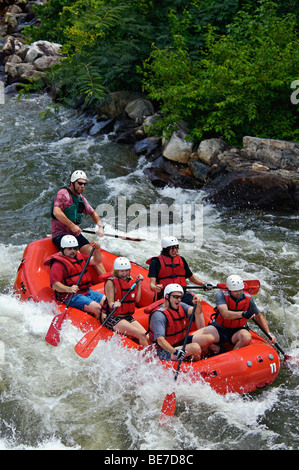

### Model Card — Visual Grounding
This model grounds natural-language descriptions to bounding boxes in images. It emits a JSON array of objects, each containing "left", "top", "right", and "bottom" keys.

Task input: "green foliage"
[
  {"left": 24, "top": 0, "right": 298, "bottom": 142},
  {"left": 141, "top": 1, "right": 299, "bottom": 144}
]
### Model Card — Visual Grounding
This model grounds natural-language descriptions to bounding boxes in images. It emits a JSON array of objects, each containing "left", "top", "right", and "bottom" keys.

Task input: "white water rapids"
[{"left": 0, "top": 94, "right": 298, "bottom": 450}]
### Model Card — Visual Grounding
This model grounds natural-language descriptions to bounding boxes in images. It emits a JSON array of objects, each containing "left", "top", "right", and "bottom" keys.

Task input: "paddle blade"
[
  {"left": 283, "top": 354, "right": 299, "bottom": 368},
  {"left": 45, "top": 312, "right": 66, "bottom": 346},
  {"left": 244, "top": 280, "right": 260, "bottom": 295},
  {"left": 74, "top": 327, "right": 102, "bottom": 358},
  {"left": 217, "top": 280, "right": 260, "bottom": 295},
  {"left": 160, "top": 392, "right": 176, "bottom": 425}
]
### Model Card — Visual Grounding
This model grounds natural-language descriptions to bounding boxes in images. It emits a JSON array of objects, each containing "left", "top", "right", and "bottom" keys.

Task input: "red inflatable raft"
[{"left": 14, "top": 237, "right": 280, "bottom": 395}]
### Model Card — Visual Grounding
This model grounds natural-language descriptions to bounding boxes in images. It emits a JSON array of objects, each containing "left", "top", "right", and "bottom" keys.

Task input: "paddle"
[
  {"left": 45, "top": 248, "right": 95, "bottom": 346},
  {"left": 82, "top": 229, "right": 145, "bottom": 242},
  {"left": 74, "top": 279, "right": 140, "bottom": 358},
  {"left": 186, "top": 280, "right": 260, "bottom": 295},
  {"left": 251, "top": 317, "right": 298, "bottom": 367},
  {"left": 160, "top": 304, "right": 197, "bottom": 425}
]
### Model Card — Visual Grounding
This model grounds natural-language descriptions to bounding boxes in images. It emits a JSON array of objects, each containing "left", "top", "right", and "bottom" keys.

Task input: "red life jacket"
[
  {"left": 214, "top": 291, "right": 251, "bottom": 328},
  {"left": 106, "top": 277, "right": 136, "bottom": 316},
  {"left": 147, "top": 254, "right": 187, "bottom": 289},
  {"left": 44, "top": 252, "right": 92, "bottom": 301},
  {"left": 144, "top": 299, "right": 188, "bottom": 347}
]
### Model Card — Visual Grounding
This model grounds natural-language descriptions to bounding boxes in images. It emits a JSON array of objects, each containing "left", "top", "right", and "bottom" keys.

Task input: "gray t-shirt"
[
  {"left": 215, "top": 291, "right": 259, "bottom": 315},
  {"left": 149, "top": 302, "right": 190, "bottom": 341}
]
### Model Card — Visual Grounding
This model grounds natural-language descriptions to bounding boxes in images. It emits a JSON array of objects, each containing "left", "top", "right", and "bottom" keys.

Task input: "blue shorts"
[{"left": 66, "top": 289, "right": 104, "bottom": 311}]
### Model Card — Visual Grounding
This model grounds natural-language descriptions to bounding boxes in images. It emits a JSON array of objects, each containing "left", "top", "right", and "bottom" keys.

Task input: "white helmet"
[
  {"left": 226, "top": 275, "right": 244, "bottom": 291},
  {"left": 113, "top": 257, "right": 131, "bottom": 271},
  {"left": 161, "top": 236, "right": 179, "bottom": 249},
  {"left": 164, "top": 283, "right": 184, "bottom": 298},
  {"left": 70, "top": 170, "right": 87, "bottom": 183},
  {"left": 60, "top": 235, "right": 79, "bottom": 249}
]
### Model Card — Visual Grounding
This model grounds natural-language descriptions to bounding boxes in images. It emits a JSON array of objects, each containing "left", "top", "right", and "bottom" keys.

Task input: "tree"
[{"left": 141, "top": 1, "right": 299, "bottom": 144}]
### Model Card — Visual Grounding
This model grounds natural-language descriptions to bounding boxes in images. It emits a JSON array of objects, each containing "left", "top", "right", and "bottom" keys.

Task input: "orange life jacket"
[
  {"left": 147, "top": 254, "right": 187, "bottom": 289},
  {"left": 106, "top": 277, "right": 136, "bottom": 316},
  {"left": 145, "top": 299, "right": 188, "bottom": 347},
  {"left": 214, "top": 291, "right": 251, "bottom": 328},
  {"left": 45, "top": 252, "right": 92, "bottom": 301}
]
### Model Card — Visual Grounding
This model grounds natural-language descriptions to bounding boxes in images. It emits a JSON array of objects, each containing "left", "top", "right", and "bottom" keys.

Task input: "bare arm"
[
  {"left": 188, "top": 274, "right": 205, "bottom": 286},
  {"left": 149, "top": 276, "right": 163, "bottom": 294},
  {"left": 188, "top": 295, "right": 205, "bottom": 329},
  {"left": 52, "top": 281, "right": 78, "bottom": 294}
]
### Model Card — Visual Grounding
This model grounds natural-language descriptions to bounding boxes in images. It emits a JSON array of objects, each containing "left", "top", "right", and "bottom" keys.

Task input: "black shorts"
[
  {"left": 212, "top": 321, "right": 249, "bottom": 344},
  {"left": 52, "top": 233, "right": 90, "bottom": 250},
  {"left": 104, "top": 315, "right": 136, "bottom": 331}
]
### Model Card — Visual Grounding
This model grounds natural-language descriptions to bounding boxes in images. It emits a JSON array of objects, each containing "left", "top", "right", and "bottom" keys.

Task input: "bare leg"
[
  {"left": 231, "top": 329, "right": 252, "bottom": 349},
  {"left": 84, "top": 296, "right": 106, "bottom": 320},
  {"left": 113, "top": 319, "right": 149, "bottom": 347}
]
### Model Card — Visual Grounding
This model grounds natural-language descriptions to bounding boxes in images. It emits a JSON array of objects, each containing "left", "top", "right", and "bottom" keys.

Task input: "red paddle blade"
[
  {"left": 45, "top": 312, "right": 66, "bottom": 346},
  {"left": 74, "top": 327, "right": 102, "bottom": 358},
  {"left": 160, "top": 392, "right": 176, "bottom": 425},
  {"left": 217, "top": 280, "right": 260, "bottom": 295}
]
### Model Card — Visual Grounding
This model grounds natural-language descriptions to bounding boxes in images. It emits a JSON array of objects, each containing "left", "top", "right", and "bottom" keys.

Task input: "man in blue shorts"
[{"left": 49, "top": 235, "right": 106, "bottom": 320}]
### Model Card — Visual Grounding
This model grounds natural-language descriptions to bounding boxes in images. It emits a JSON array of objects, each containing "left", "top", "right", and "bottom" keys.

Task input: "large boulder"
[
  {"left": 197, "top": 138, "right": 227, "bottom": 165},
  {"left": 125, "top": 98, "right": 154, "bottom": 121},
  {"left": 203, "top": 137, "right": 299, "bottom": 210},
  {"left": 162, "top": 125, "right": 194, "bottom": 164},
  {"left": 96, "top": 91, "right": 149, "bottom": 119}
]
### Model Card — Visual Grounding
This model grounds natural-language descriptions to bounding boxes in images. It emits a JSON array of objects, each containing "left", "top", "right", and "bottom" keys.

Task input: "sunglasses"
[
  {"left": 169, "top": 245, "right": 179, "bottom": 250},
  {"left": 76, "top": 181, "right": 87, "bottom": 186},
  {"left": 171, "top": 294, "right": 183, "bottom": 299}
]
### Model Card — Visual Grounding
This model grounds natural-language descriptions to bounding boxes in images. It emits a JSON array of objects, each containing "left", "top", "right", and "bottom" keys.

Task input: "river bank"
[{"left": 1, "top": 2, "right": 298, "bottom": 211}]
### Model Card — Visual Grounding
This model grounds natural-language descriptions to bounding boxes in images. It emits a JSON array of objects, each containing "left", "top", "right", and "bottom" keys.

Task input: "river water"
[{"left": 0, "top": 93, "right": 298, "bottom": 451}]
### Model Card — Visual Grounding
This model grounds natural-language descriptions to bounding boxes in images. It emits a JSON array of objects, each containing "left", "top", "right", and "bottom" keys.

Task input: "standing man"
[
  {"left": 51, "top": 170, "right": 105, "bottom": 274},
  {"left": 147, "top": 236, "right": 213, "bottom": 304}
]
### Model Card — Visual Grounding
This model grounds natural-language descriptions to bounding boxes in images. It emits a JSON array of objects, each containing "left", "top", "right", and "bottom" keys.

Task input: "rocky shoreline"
[{"left": 1, "top": 1, "right": 298, "bottom": 211}]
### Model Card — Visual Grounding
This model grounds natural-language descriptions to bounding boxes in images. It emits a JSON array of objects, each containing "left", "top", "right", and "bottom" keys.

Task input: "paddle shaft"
[
  {"left": 75, "top": 280, "right": 140, "bottom": 357},
  {"left": 174, "top": 304, "right": 196, "bottom": 380},
  {"left": 82, "top": 229, "right": 145, "bottom": 242},
  {"left": 186, "top": 280, "right": 260, "bottom": 295},
  {"left": 101, "top": 280, "right": 139, "bottom": 329},
  {"left": 45, "top": 247, "right": 95, "bottom": 346},
  {"left": 251, "top": 317, "right": 287, "bottom": 357},
  {"left": 160, "top": 304, "right": 197, "bottom": 424}
]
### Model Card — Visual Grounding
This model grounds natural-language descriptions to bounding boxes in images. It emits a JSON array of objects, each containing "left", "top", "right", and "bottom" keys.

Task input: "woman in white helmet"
[
  {"left": 47, "top": 235, "right": 106, "bottom": 320},
  {"left": 103, "top": 257, "right": 148, "bottom": 347},
  {"left": 198, "top": 274, "right": 276, "bottom": 350},
  {"left": 145, "top": 283, "right": 214, "bottom": 361},
  {"left": 146, "top": 235, "right": 213, "bottom": 305},
  {"left": 50, "top": 170, "right": 105, "bottom": 275}
]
